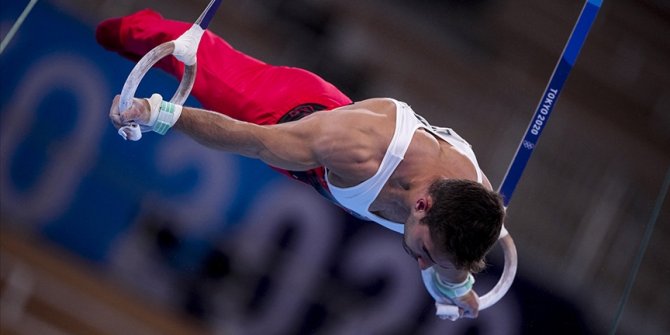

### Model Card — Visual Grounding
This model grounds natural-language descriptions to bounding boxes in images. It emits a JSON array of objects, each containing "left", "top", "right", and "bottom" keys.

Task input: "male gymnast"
[{"left": 97, "top": 9, "right": 505, "bottom": 320}]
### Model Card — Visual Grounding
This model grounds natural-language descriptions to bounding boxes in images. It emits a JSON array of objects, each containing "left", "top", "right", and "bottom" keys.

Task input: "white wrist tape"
[
  {"left": 422, "top": 267, "right": 474, "bottom": 301},
  {"left": 117, "top": 94, "right": 182, "bottom": 141},
  {"left": 143, "top": 93, "right": 182, "bottom": 135},
  {"left": 434, "top": 273, "right": 475, "bottom": 299},
  {"left": 153, "top": 100, "right": 182, "bottom": 135},
  {"left": 172, "top": 24, "right": 205, "bottom": 66}
]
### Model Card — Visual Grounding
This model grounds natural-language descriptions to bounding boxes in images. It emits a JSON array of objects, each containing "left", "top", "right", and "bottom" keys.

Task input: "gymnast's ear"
[{"left": 414, "top": 197, "right": 432, "bottom": 215}]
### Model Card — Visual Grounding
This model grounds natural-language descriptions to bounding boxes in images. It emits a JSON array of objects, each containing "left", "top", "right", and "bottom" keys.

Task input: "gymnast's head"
[{"left": 402, "top": 179, "right": 505, "bottom": 273}]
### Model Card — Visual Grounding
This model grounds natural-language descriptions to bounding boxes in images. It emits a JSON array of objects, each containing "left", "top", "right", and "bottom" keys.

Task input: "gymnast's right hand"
[
  {"left": 109, "top": 94, "right": 161, "bottom": 141},
  {"left": 109, "top": 94, "right": 151, "bottom": 127}
]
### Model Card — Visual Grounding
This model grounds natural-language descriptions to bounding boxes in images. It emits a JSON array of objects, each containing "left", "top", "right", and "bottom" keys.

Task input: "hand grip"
[
  {"left": 119, "top": 41, "right": 197, "bottom": 113},
  {"left": 117, "top": 1, "right": 222, "bottom": 140},
  {"left": 117, "top": 41, "right": 197, "bottom": 140},
  {"left": 427, "top": 227, "right": 518, "bottom": 320}
]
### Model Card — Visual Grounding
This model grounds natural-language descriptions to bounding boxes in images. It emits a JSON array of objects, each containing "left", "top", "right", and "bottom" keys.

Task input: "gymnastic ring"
[
  {"left": 429, "top": 227, "right": 518, "bottom": 319},
  {"left": 119, "top": 41, "right": 197, "bottom": 114},
  {"left": 480, "top": 231, "right": 517, "bottom": 310}
]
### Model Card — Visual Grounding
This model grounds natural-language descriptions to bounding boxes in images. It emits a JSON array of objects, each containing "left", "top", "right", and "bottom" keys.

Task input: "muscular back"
[
  {"left": 286, "top": 98, "right": 487, "bottom": 191},
  {"left": 311, "top": 98, "right": 398, "bottom": 186}
]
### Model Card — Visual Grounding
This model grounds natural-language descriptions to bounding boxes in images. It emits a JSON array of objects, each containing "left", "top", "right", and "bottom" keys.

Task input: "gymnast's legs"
[
  {"left": 96, "top": 9, "right": 352, "bottom": 126},
  {"left": 97, "top": 9, "right": 347, "bottom": 190}
]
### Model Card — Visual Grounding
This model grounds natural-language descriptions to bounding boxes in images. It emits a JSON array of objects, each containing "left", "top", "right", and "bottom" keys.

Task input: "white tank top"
[{"left": 325, "top": 99, "right": 483, "bottom": 234}]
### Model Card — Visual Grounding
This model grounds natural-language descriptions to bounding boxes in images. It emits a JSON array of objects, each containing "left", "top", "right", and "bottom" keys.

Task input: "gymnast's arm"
[
  {"left": 173, "top": 106, "right": 326, "bottom": 171},
  {"left": 110, "top": 95, "right": 375, "bottom": 173}
]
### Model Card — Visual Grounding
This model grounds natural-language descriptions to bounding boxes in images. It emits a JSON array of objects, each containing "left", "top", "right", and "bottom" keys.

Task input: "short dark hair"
[{"left": 421, "top": 179, "right": 505, "bottom": 273}]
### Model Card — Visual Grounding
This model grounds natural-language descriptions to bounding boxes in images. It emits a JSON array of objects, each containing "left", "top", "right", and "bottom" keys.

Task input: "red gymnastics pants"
[
  {"left": 96, "top": 9, "right": 352, "bottom": 124},
  {"left": 96, "top": 9, "right": 351, "bottom": 197}
]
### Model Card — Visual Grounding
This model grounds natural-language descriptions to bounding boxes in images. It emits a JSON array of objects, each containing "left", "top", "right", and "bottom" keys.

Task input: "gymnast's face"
[
  {"left": 402, "top": 224, "right": 456, "bottom": 273},
  {"left": 402, "top": 228, "right": 433, "bottom": 270},
  {"left": 402, "top": 199, "right": 454, "bottom": 271}
]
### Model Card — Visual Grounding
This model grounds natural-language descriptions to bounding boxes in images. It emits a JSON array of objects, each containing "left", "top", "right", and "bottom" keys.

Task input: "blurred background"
[{"left": 1, "top": 0, "right": 668, "bottom": 334}]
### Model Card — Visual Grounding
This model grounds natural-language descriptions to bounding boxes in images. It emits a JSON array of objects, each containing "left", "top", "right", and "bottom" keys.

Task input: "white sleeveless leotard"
[{"left": 325, "top": 99, "right": 483, "bottom": 234}]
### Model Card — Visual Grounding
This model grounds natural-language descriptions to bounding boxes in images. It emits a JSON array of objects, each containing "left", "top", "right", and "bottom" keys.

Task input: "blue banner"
[{"left": 0, "top": 1, "right": 280, "bottom": 261}]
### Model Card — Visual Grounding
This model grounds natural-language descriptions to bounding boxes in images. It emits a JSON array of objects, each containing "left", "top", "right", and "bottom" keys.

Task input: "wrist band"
[
  {"left": 433, "top": 272, "right": 475, "bottom": 299},
  {"left": 152, "top": 100, "right": 182, "bottom": 135}
]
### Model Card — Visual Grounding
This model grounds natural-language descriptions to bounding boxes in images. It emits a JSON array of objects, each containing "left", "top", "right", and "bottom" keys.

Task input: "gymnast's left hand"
[{"left": 450, "top": 290, "right": 480, "bottom": 319}]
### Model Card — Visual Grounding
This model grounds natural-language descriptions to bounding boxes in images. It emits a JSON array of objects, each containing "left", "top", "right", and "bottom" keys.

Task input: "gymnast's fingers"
[
  {"left": 126, "top": 98, "right": 152, "bottom": 125},
  {"left": 109, "top": 95, "right": 124, "bottom": 129}
]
